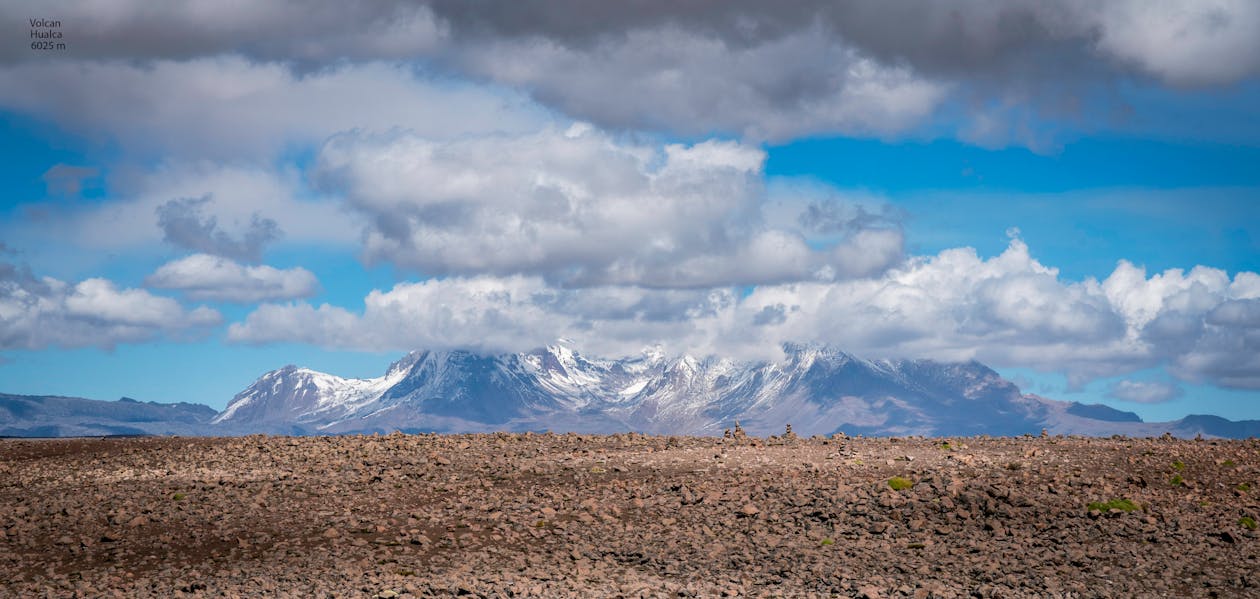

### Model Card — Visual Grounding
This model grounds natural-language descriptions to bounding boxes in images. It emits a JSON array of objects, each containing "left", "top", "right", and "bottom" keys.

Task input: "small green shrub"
[
  {"left": 172, "top": 493, "right": 186, "bottom": 501},
  {"left": 1170, "top": 474, "right": 1185, "bottom": 487},
  {"left": 1238, "top": 482, "right": 1252, "bottom": 492},
  {"left": 1240, "top": 516, "right": 1257, "bottom": 530},
  {"left": 1087, "top": 499, "right": 1140, "bottom": 513},
  {"left": 820, "top": 538, "right": 834, "bottom": 546},
  {"left": 1222, "top": 459, "right": 1237, "bottom": 468},
  {"left": 1172, "top": 460, "right": 1186, "bottom": 471},
  {"left": 888, "top": 476, "right": 913, "bottom": 491}
]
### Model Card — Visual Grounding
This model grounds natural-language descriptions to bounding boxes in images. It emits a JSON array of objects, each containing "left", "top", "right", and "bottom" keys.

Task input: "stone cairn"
[
  {"left": 724, "top": 421, "right": 749, "bottom": 445},
  {"left": 782, "top": 423, "right": 799, "bottom": 443}
]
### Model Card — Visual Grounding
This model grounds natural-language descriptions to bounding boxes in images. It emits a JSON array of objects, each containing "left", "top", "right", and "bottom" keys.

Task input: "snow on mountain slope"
[
  {"left": 212, "top": 344, "right": 1056, "bottom": 436},
  {"left": 213, "top": 360, "right": 409, "bottom": 427}
]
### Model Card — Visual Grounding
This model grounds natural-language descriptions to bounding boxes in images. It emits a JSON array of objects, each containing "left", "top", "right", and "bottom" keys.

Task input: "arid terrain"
[{"left": 1, "top": 431, "right": 1258, "bottom": 598}]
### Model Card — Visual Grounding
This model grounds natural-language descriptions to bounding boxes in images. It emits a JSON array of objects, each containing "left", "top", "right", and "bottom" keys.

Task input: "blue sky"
[{"left": 1, "top": 1, "right": 1259, "bottom": 423}]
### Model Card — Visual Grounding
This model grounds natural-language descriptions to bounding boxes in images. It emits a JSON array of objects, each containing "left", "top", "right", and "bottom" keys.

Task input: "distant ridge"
[{"left": 0, "top": 393, "right": 217, "bottom": 438}]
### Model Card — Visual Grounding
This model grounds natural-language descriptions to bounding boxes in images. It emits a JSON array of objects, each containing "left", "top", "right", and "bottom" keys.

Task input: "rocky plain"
[{"left": 1, "top": 430, "right": 1258, "bottom": 598}]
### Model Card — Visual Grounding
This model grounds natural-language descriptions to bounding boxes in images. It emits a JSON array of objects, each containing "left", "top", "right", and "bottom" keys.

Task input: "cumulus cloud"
[
  {"left": 227, "top": 275, "right": 738, "bottom": 358},
  {"left": 1107, "top": 380, "right": 1184, "bottom": 404},
  {"left": 316, "top": 125, "right": 904, "bottom": 287},
  {"left": 228, "top": 237, "right": 1260, "bottom": 389},
  {"left": 1173, "top": 296, "right": 1260, "bottom": 388},
  {"left": 734, "top": 238, "right": 1135, "bottom": 381},
  {"left": 145, "top": 254, "right": 318, "bottom": 303},
  {"left": 228, "top": 276, "right": 565, "bottom": 354},
  {"left": 0, "top": 262, "right": 220, "bottom": 350},
  {"left": 156, "top": 196, "right": 280, "bottom": 263}
]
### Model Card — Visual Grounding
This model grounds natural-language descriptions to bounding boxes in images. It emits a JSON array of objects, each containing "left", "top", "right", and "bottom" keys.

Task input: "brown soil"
[{"left": 1, "top": 432, "right": 1258, "bottom": 597}]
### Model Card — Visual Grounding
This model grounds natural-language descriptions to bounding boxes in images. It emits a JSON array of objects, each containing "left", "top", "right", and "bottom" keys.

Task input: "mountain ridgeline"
[
  {"left": 207, "top": 345, "right": 1257, "bottom": 439},
  {"left": 0, "top": 394, "right": 217, "bottom": 438}
]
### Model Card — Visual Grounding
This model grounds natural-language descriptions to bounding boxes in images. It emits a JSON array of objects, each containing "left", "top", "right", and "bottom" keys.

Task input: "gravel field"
[{"left": 2, "top": 431, "right": 1258, "bottom": 597}]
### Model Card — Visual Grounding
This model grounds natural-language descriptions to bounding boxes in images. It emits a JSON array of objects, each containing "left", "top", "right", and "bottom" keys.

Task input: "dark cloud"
[
  {"left": 425, "top": 2, "right": 1259, "bottom": 85},
  {"left": 424, "top": 0, "right": 815, "bottom": 49},
  {"left": 426, "top": 1, "right": 1259, "bottom": 143},
  {"left": 799, "top": 202, "right": 903, "bottom": 236},
  {"left": 0, "top": 260, "right": 46, "bottom": 292},
  {"left": 155, "top": 196, "right": 281, "bottom": 263},
  {"left": 752, "top": 304, "right": 789, "bottom": 326},
  {"left": 3, "top": 2, "right": 1255, "bottom": 145},
  {"left": 0, "top": 1, "right": 439, "bottom": 66},
  {"left": 1206, "top": 298, "right": 1260, "bottom": 328},
  {"left": 428, "top": 1, "right": 1069, "bottom": 74},
  {"left": 41, "top": 164, "right": 101, "bottom": 196}
]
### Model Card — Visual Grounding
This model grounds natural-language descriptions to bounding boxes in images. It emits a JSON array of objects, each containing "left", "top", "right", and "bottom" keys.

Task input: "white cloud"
[
  {"left": 737, "top": 244, "right": 1260, "bottom": 388},
  {"left": 145, "top": 254, "right": 319, "bottom": 303},
  {"left": 1089, "top": 0, "right": 1260, "bottom": 87},
  {"left": 1172, "top": 297, "right": 1260, "bottom": 388},
  {"left": 1106, "top": 380, "right": 1184, "bottom": 404},
  {"left": 0, "top": 264, "right": 220, "bottom": 350},
  {"left": 732, "top": 239, "right": 1134, "bottom": 378},
  {"left": 227, "top": 275, "right": 735, "bottom": 358},
  {"left": 315, "top": 126, "right": 904, "bottom": 287},
  {"left": 227, "top": 277, "right": 548, "bottom": 353},
  {"left": 227, "top": 236, "right": 1260, "bottom": 389}
]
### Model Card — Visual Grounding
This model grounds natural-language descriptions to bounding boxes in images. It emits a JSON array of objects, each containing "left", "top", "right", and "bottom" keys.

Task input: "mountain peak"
[{"left": 385, "top": 351, "right": 427, "bottom": 377}]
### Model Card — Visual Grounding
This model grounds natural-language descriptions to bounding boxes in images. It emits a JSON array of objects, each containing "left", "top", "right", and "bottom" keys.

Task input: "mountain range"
[
  {"left": 4, "top": 345, "right": 1258, "bottom": 438},
  {"left": 0, "top": 394, "right": 217, "bottom": 438}
]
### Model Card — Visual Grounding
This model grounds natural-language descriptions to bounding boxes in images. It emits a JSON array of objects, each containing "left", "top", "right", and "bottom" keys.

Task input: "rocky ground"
[{"left": 1, "top": 430, "right": 1258, "bottom": 598}]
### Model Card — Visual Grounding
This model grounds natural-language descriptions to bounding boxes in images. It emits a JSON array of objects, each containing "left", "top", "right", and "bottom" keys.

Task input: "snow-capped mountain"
[
  {"left": 210, "top": 344, "right": 1081, "bottom": 437},
  {"left": 6, "top": 345, "right": 1260, "bottom": 438}
]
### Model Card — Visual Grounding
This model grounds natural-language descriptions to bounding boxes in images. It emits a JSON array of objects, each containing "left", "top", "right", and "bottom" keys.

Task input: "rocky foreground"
[{"left": 1, "top": 432, "right": 1258, "bottom": 598}]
